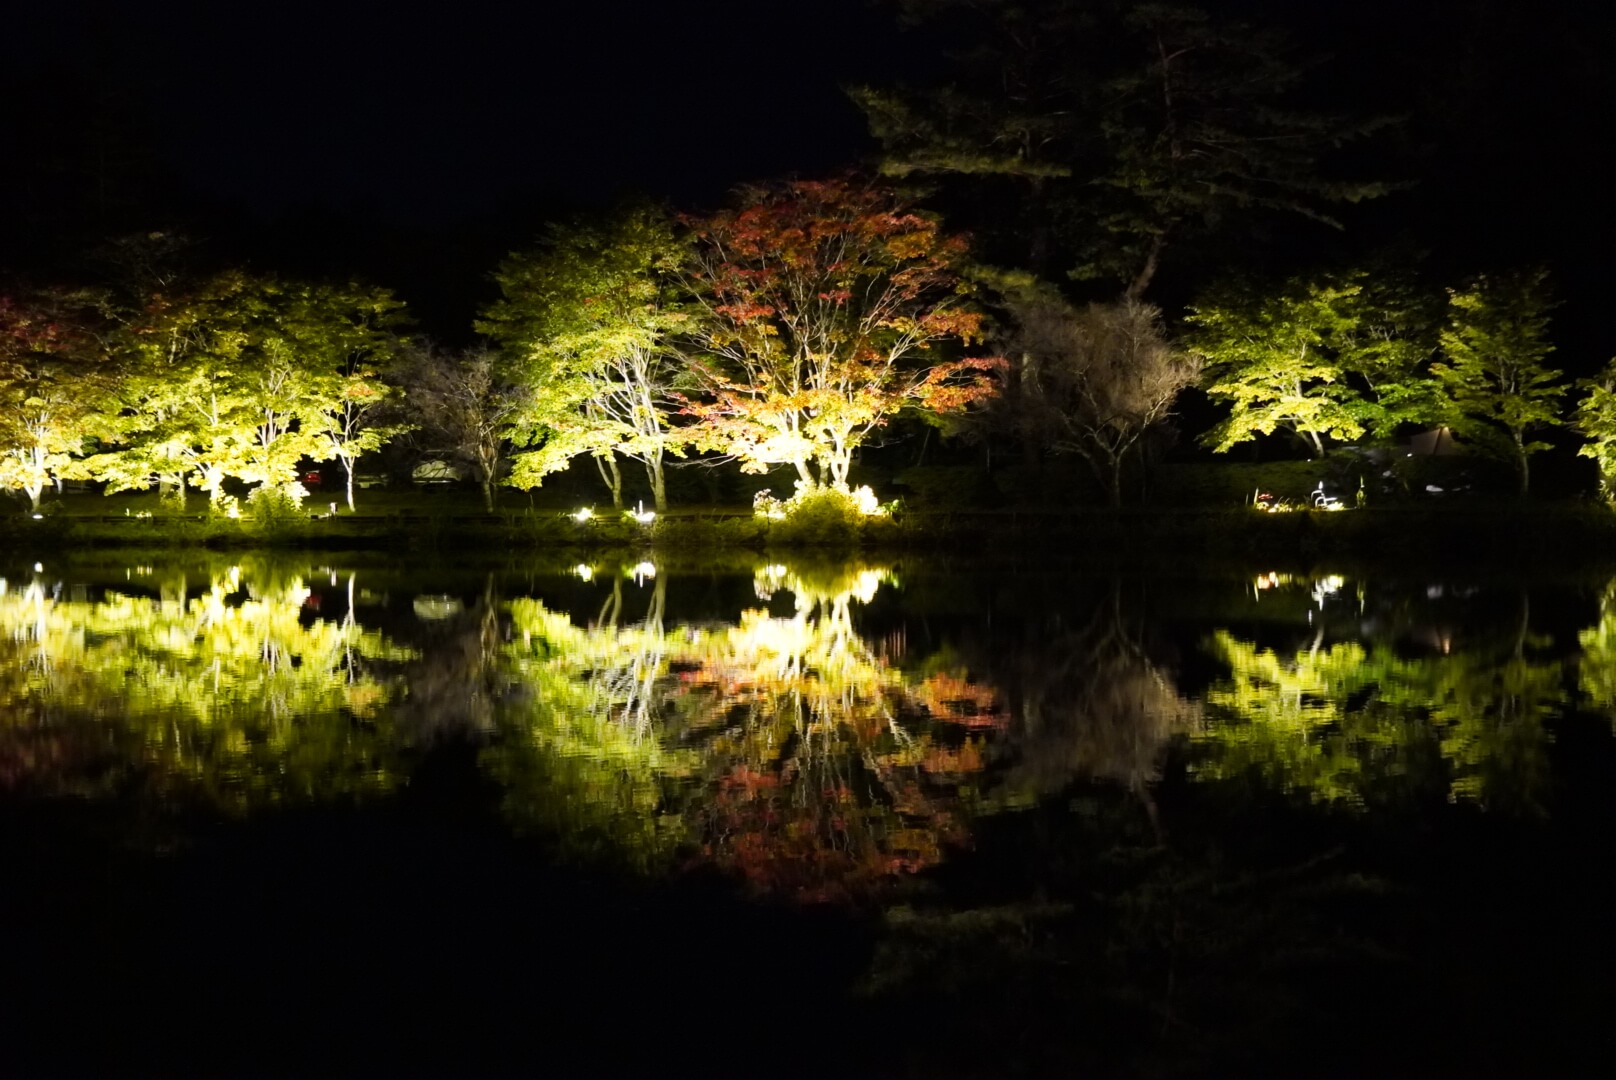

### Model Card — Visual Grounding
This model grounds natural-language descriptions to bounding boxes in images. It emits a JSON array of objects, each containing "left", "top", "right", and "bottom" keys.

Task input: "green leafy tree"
[
  {"left": 88, "top": 275, "right": 249, "bottom": 508},
  {"left": 274, "top": 282, "right": 412, "bottom": 511},
  {"left": 91, "top": 272, "right": 410, "bottom": 512},
  {"left": 1432, "top": 269, "right": 1565, "bottom": 495},
  {"left": 0, "top": 290, "right": 119, "bottom": 510},
  {"left": 1189, "top": 271, "right": 1436, "bottom": 458},
  {"left": 480, "top": 206, "right": 690, "bottom": 511},
  {"left": 1573, "top": 358, "right": 1616, "bottom": 503}
]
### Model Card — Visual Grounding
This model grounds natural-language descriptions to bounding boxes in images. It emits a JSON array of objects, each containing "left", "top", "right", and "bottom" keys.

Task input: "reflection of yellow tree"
[
  {"left": 496, "top": 562, "right": 1002, "bottom": 897},
  {"left": 1201, "top": 615, "right": 1562, "bottom": 811},
  {"left": 1578, "top": 580, "right": 1616, "bottom": 728},
  {"left": 0, "top": 562, "right": 412, "bottom": 808},
  {"left": 492, "top": 571, "right": 692, "bottom": 866}
]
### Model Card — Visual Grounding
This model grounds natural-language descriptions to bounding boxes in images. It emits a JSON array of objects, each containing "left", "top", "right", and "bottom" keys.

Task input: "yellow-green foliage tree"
[
  {"left": 92, "top": 272, "right": 409, "bottom": 511},
  {"left": 1573, "top": 357, "right": 1616, "bottom": 503},
  {"left": 0, "top": 290, "right": 119, "bottom": 511},
  {"left": 1433, "top": 268, "right": 1566, "bottom": 495},
  {"left": 1189, "top": 270, "right": 1437, "bottom": 458},
  {"left": 480, "top": 206, "right": 690, "bottom": 511}
]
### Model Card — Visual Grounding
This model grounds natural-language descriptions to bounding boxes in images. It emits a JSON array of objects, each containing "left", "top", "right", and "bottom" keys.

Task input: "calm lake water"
[{"left": 4, "top": 552, "right": 1614, "bottom": 1075}]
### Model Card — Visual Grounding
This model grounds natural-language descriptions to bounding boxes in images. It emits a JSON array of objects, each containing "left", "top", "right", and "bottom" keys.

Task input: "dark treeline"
[{"left": 5, "top": 0, "right": 1615, "bottom": 519}]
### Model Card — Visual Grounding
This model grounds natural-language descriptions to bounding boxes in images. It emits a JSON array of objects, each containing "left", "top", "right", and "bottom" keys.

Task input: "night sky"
[
  {"left": 7, "top": 0, "right": 1615, "bottom": 349},
  {"left": 10, "top": 1, "right": 893, "bottom": 217}
]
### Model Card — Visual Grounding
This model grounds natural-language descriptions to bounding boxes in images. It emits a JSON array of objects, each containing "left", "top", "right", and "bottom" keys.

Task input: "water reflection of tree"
[
  {"left": 1577, "top": 578, "right": 1616, "bottom": 730},
  {"left": 0, "top": 560, "right": 413, "bottom": 808},
  {"left": 950, "top": 579, "right": 1199, "bottom": 813},
  {"left": 1200, "top": 588, "right": 1562, "bottom": 812},
  {"left": 492, "top": 562, "right": 999, "bottom": 898},
  {"left": 391, "top": 575, "right": 508, "bottom": 743}
]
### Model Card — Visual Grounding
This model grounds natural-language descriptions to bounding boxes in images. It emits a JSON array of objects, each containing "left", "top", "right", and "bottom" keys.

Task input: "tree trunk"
[
  {"left": 160, "top": 475, "right": 187, "bottom": 510},
  {"left": 1125, "top": 233, "right": 1167, "bottom": 302},
  {"left": 1016, "top": 351, "right": 1041, "bottom": 470},
  {"left": 647, "top": 454, "right": 667, "bottom": 513},
  {"left": 596, "top": 453, "right": 623, "bottom": 510},
  {"left": 481, "top": 478, "right": 494, "bottom": 513},
  {"left": 1515, "top": 432, "right": 1530, "bottom": 496},
  {"left": 343, "top": 457, "right": 357, "bottom": 512}
]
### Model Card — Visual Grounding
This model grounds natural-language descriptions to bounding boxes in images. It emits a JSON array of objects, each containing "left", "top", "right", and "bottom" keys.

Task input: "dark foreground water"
[{"left": 3, "top": 552, "right": 1614, "bottom": 1077}]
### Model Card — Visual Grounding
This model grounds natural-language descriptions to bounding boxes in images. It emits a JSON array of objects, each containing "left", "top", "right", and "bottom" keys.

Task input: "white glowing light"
[
  {"left": 573, "top": 564, "right": 594, "bottom": 582},
  {"left": 628, "top": 501, "right": 656, "bottom": 524},
  {"left": 572, "top": 507, "right": 594, "bottom": 522},
  {"left": 1311, "top": 575, "right": 1346, "bottom": 608},
  {"left": 850, "top": 484, "right": 885, "bottom": 516},
  {"left": 630, "top": 561, "right": 656, "bottom": 584},
  {"left": 33, "top": 563, "right": 43, "bottom": 573},
  {"left": 31, "top": 513, "right": 43, "bottom": 520}
]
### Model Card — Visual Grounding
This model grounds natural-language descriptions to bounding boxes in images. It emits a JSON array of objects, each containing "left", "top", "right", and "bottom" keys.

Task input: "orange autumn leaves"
[{"left": 679, "top": 177, "right": 1002, "bottom": 488}]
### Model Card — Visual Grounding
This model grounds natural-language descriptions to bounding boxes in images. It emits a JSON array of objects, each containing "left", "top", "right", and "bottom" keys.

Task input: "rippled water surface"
[{"left": 5, "top": 552, "right": 1614, "bottom": 1074}]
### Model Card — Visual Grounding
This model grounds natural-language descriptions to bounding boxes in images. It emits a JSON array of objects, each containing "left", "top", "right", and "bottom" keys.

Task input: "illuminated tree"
[
  {"left": 89, "top": 272, "right": 410, "bottom": 511},
  {"left": 1188, "top": 271, "right": 1437, "bottom": 458},
  {"left": 1432, "top": 269, "right": 1566, "bottom": 495},
  {"left": 280, "top": 282, "right": 412, "bottom": 511},
  {"left": 680, "top": 177, "right": 1000, "bottom": 491},
  {"left": 480, "top": 206, "right": 690, "bottom": 511},
  {"left": 999, "top": 287, "right": 1199, "bottom": 504},
  {"left": 1572, "top": 358, "right": 1616, "bottom": 502},
  {"left": 0, "top": 291, "right": 118, "bottom": 510}
]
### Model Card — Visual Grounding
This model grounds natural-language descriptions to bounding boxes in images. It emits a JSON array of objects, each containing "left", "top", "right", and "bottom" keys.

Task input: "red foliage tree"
[{"left": 680, "top": 177, "right": 1001, "bottom": 490}]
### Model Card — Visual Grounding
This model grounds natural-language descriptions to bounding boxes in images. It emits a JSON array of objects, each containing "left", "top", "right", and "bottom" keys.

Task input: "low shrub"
[
  {"left": 762, "top": 483, "right": 895, "bottom": 547},
  {"left": 655, "top": 515, "right": 765, "bottom": 550}
]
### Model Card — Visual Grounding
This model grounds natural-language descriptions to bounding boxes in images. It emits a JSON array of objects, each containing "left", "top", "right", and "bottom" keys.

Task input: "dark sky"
[
  {"left": 12, "top": 0, "right": 897, "bottom": 225},
  {"left": 8, "top": 0, "right": 1615, "bottom": 347}
]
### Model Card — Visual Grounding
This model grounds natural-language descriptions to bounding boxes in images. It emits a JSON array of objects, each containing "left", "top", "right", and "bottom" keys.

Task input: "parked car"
[{"left": 411, "top": 460, "right": 465, "bottom": 485}]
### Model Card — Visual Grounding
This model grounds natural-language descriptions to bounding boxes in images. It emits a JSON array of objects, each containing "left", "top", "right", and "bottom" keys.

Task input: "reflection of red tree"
[
  {"left": 683, "top": 713, "right": 989, "bottom": 902},
  {"left": 913, "top": 672, "right": 1008, "bottom": 731},
  {"left": 692, "top": 763, "right": 964, "bottom": 904}
]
